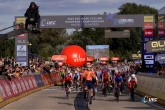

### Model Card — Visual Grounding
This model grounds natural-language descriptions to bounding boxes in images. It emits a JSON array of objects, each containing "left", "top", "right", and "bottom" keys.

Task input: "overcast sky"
[{"left": 0, "top": 0, "right": 165, "bottom": 33}]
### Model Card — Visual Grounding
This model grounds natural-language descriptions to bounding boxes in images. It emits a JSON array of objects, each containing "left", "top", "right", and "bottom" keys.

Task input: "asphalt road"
[{"left": 1, "top": 86, "right": 165, "bottom": 110}]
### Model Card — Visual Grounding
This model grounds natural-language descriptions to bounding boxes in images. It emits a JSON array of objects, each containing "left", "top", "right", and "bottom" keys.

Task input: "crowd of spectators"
[{"left": 0, "top": 58, "right": 60, "bottom": 80}]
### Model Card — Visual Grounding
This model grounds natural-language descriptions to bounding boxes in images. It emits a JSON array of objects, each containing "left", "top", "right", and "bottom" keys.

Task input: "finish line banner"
[{"left": 40, "top": 15, "right": 151, "bottom": 28}]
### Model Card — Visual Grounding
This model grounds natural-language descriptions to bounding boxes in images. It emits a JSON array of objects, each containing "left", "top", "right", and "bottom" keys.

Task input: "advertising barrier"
[{"left": 0, "top": 73, "right": 59, "bottom": 108}]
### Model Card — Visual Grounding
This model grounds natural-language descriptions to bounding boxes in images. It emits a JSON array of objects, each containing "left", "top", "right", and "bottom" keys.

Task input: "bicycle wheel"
[
  {"left": 131, "top": 88, "right": 134, "bottom": 102},
  {"left": 116, "top": 88, "right": 119, "bottom": 102}
]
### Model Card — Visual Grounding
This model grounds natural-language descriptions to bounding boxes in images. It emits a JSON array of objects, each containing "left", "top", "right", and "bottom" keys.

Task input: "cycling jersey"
[
  {"left": 64, "top": 74, "right": 72, "bottom": 82},
  {"left": 128, "top": 80, "right": 137, "bottom": 89},
  {"left": 84, "top": 70, "right": 95, "bottom": 81},
  {"left": 114, "top": 75, "right": 123, "bottom": 84}
]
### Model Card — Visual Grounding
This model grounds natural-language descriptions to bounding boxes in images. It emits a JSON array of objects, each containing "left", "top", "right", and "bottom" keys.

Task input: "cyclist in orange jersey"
[{"left": 82, "top": 64, "right": 96, "bottom": 104}]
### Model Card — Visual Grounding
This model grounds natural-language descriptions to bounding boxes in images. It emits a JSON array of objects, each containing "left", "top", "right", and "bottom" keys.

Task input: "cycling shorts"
[
  {"left": 84, "top": 80, "right": 94, "bottom": 89},
  {"left": 65, "top": 81, "right": 71, "bottom": 88}
]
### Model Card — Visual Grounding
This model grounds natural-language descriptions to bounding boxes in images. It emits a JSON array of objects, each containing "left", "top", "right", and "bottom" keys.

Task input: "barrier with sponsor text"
[{"left": 0, "top": 73, "right": 62, "bottom": 108}]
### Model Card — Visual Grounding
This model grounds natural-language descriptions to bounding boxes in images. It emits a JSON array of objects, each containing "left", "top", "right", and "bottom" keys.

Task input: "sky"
[{"left": 0, "top": 0, "right": 165, "bottom": 34}]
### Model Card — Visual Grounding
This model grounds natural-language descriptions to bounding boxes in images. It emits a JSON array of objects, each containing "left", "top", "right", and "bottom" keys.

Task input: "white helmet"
[{"left": 131, "top": 74, "right": 136, "bottom": 78}]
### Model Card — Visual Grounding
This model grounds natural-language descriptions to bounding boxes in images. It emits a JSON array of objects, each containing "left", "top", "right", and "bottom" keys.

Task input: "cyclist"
[
  {"left": 113, "top": 72, "right": 123, "bottom": 99},
  {"left": 73, "top": 70, "right": 80, "bottom": 90},
  {"left": 101, "top": 69, "right": 110, "bottom": 96},
  {"left": 82, "top": 64, "right": 96, "bottom": 104},
  {"left": 60, "top": 68, "right": 65, "bottom": 88},
  {"left": 63, "top": 71, "right": 73, "bottom": 96},
  {"left": 128, "top": 74, "right": 137, "bottom": 101},
  {"left": 128, "top": 73, "right": 137, "bottom": 83}
]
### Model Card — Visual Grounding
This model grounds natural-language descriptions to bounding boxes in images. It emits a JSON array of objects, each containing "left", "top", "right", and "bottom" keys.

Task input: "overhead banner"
[
  {"left": 145, "top": 40, "right": 165, "bottom": 52},
  {"left": 15, "top": 34, "right": 28, "bottom": 66},
  {"left": 104, "top": 30, "right": 130, "bottom": 38},
  {"left": 39, "top": 14, "right": 148, "bottom": 28}
]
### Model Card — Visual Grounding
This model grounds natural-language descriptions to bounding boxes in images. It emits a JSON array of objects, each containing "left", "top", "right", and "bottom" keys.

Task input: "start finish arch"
[{"left": 16, "top": 14, "right": 156, "bottom": 72}]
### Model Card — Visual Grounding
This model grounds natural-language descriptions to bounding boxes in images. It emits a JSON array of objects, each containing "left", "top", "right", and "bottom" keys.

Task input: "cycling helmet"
[{"left": 131, "top": 74, "right": 136, "bottom": 78}]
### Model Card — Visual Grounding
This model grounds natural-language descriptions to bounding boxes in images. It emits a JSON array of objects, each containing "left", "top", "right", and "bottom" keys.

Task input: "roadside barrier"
[
  {"left": 136, "top": 73, "right": 165, "bottom": 105},
  {"left": 0, "top": 73, "right": 61, "bottom": 108}
]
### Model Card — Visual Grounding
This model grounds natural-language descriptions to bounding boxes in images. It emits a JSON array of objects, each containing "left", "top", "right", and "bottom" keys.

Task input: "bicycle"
[
  {"left": 114, "top": 84, "right": 120, "bottom": 102},
  {"left": 84, "top": 87, "right": 92, "bottom": 106},
  {"left": 130, "top": 84, "right": 136, "bottom": 102},
  {"left": 102, "top": 81, "right": 109, "bottom": 97},
  {"left": 65, "top": 84, "right": 71, "bottom": 99}
]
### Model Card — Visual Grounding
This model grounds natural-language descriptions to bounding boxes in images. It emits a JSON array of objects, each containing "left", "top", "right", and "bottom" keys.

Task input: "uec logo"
[{"left": 142, "top": 96, "right": 157, "bottom": 103}]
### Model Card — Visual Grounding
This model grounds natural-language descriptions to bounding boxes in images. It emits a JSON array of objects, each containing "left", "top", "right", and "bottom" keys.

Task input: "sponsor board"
[
  {"left": 155, "top": 54, "right": 165, "bottom": 62},
  {"left": 86, "top": 56, "right": 94, "bottom": 62},
  {"left": 17, "top": 52, "right": 27, "bottom": 57},
  {"left": 17, "top": 62, "right": 28, "bottom": 66},
  {"left": 17, "top": 45, "right": 27, "bottom": 51},
  {"left": 144, "top": 30, "right": 154, "bottom": 36},
  {"left": 144, "top": 23, "right": 154, "bottom": 29},
  {"left": 145, "top": 60, "right": 154, "bottom": 64},
  {"left": 145, "top": 40, "right": 165, "bottom": 52},
  {"left": 99, "top": 57, "right": 109, "bottom": 61},
  {"left": 51, "top": 55, "right": 67, "bottom": 61},
  {"left": 158, "top": 22, "right": 164, "bottom": 29},
  {"left": 131, "top": 54, "right": 142, "bottom": 59},
  {"left": 111, "top": 57, "right": 120, "bottom": 61},
  {"left": 158, "top": 29, "right": 165, "bottom": 36},
  {"left": 144, "top": 16, "right": 154, "bottom": 22},
  {"left": 144, "top": 55, "right": 154, "bottom": 59}
]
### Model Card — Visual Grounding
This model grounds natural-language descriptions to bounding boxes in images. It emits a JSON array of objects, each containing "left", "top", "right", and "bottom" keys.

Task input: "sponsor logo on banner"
[
  {"left": 87, "top": 56, "right": 94, "bottom": 62},
  {"left": 51, "top": 55, "right": 67, "bottom": 61},
  {"left": 16, "top": 82, "right": 22, "bottom": 93},
  {"left": 131, "top": 54, "right": 142, "bottom": 59},
  {"left": 145, "top": 60, "right": 154, "bottom": 64},
  {"left": 144, "top": 16, "right": 154, "bottom": 22},
  {"left": 10, "top": 81, "right": 18, "bottom": 95},
  {"left": 155, "top": 54, "right": 165, "bottom": 62},
  {"left": 41, "top": 19, "right": 56, "bottom": 27},
  {"left": 0, "top": 84, "right": 6, "bottom": 98},
  {"left": 158, "top": 22, "right": 164, "bottom": 29},
  {"left": 99, "top": 57, "right": 109, "bottom": 61},
  {"left": 158, "top": 30, "right": 165, "bottom": 36},
  {"left": 32, "top": 78, "right": 37, "bottom": 88},
  {"left": 17, "top": 39, "right": 26, "bottom": 44},
  {"left": 24, "top": 79, "right": 30, "bottom": 90},
  {"left": 113, "top": 18, "right": 134, "bottom": 25},
  {"left": 17, "top": 52, "right": 27, "bottom": 56},
  {"left": 144, "top": 30, "right": 154, "bottom": 36},
  {"left": 144, "top": 38, "right": 154, "bottom": 42},
  {"left": 20, "top": 80, "right": 26, "bottom": 91},
  {"left": 142, "top": 95, "right": 158, "bottom": 103},
  {"left": 17, "top": 45, "right": 26, "bottom": 51},
  {"left": 111, "top": 57, "right": 120, "bottom": 61},
  {"left": 145, "top": 40, "right": 165, "bottom": 52},
  {"left": 28, "top": 79, "right": 33, "bottom": 89},
  {"left": 3, "top": 82, "right": 12, "bottom": 97},
  {"left": 144, "top": 55, "right": 154, "bottom": 59},
  {"left": 73, "top": 54, "right": 86, "bottom": 63},
  {"left": 144, "top": 23, "right": 154, "bottom": 29}
]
